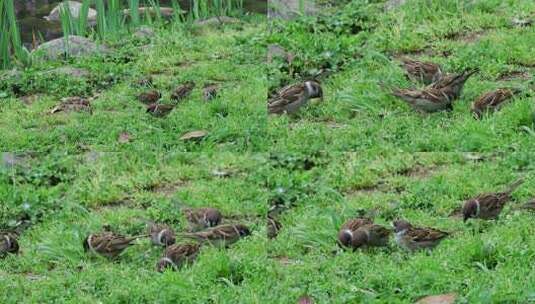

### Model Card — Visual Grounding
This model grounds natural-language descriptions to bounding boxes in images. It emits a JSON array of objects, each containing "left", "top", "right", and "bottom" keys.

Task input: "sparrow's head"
[
  {"left": 159, "top": 230, "right": 176, "bottom": 247},
  {"left": 462, "top": 200, "right": 478, "bottom": 222},
  {"left": 337, "top": 229, "right": 353, "bottom": 247},
  {"left": 304, "top": 81, "right": 323, "bottom": 100},
  {"left": 1, "top": 234, "right": 19, "bottom": 254},
  {"left": 392, "top": 220, "right": 411, "bottom": 233},
  {"left": 350, "top": 230, "right": 368, "bottom": 249},
  {"left": 235, "top": 224, "right": 251, "bottom": 237},
  {"left": 204, "top": 209, "right": 222, "bottom": 227},
  {"left": 156, "top": 257, "right": 176, "bottom": 273}
]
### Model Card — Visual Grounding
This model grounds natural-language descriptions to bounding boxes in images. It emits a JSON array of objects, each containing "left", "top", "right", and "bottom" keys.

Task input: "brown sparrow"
[
  {"left": 0, "top": 231, "right": 19, "bottom": 257},
  {"left": 462, "top": 179, "right": 524, "bottom": 221},
  {"left": 350, "top": 224, "right": 391, "bottom": 249},
  {"left": 268, "top": 80, "right": 323, "bottom": 115},
  {"left": 267, "top": 215, "right": 282, "bottom": 239},
  {"left": 156, "top": 243, "right": 201, "bottom": 272},
  {"left": 182, "top": 207, "right": 222, "bottom": 232},
  {"left": 179, "top": 224, "right": 250, "bottom": 248},
  {"left": 471, "top": 88, "right": 518, "bottom": 119},
  {"left": 400, "top": 57, "right": 442, "bottom": 84},
  {"left": 137, "top": 90, "right": 161, "bottom": 104},
  {"left": 50, "top": 96, "right": 92, "bottom": 114},
  {"left": 203, "top": 83, "right": 218, "bottom": 101},
  {"left": 146, "top": 103, "right": 175, "bottom": 117},
  {"left": 171, "top": 81, "right": 195, "bottom": 102},
  {"left": 393, "top": 220, "right": 448, "bottom": 251},
  {"left": 428, "top": 68, "right": 478, "bottom": 100},
  {"left": 391, "top": 86, "right": 454, "bottom": 112},
  {"left": 338, "top": 217, "right": 373, "bottom": 247},
  {"left": 520, "top": 199, "right": 535, "bottom": 211},
  {"left": 148, "top": 223, "right": 176, "bottom": 246},
  {"left": 83, "top": 232, "right": 147, "bottom": 258}
]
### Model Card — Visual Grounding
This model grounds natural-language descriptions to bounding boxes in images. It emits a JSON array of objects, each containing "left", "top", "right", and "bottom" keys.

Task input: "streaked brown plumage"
[
  {"left": 137, "top": 90, "right": 161, "bottom": 104},
  {"left": 267, "top": 215, "right": 282, "bottom": 239},
  {"left": 268, "top": 81, "right": 323, "bottom": 115},
  {"left": 350, "top": 224, "right": 391, "bottom": 249},
  {"left": 203, "top": 84, "right": 218, "bottom": 101},
  {"left": 0, "top": 231, "right": 19, "bottom": 257},
  {"left": 391, "top": 69, "right": 477, "bottom": 113},
  {"left": 182, "top": 207, "right": 222, "bottom": 232},
  {"left": 179, "top": 224, "right": 250, "bottom": 248},
  {"left": 50, "top": 96, "right": 92, "bottom": 114},
  {"left": 428, "top": 68, "right": 478, "bottom": 100},
  {"left": 401, "top": 57, "right": 442, "bottom": 84},
  {"left": 156, "top": 243, "right": 201, "bottom": 272},
  {"left": 393, "top": 220, "right": 448, "bottom": 251},
  {"left": 171, "top": 81, "right": 195, "bottom": 102},
  {"left": 392, "top": 86, "right": 454, "bottom": 112},
  {"left": 148, "top": 223, "right": 176, "bottom": 246},
  {"left": 471, "top": 88, "right": 518, "bottom": 119},
  {"left": 462, "top": 179, "right": 524, "bottom": 221},
  {"left": 520, "top": 199, "right": 535, "bottom": 211},
  {"left": 146, "top": 103, "right": 175, "bottom": 117},
  {"left": 83, "top": 232, "right": 146, "bottom": 258},
  {"left": 338, "top": 217, "right": 373, "bottom": 247}
]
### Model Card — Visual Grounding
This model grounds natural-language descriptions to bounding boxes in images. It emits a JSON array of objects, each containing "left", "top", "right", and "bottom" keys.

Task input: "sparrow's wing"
[
  {"left": 341, "top": 218, "right": 373, "bottom": 231},
  {"left": 408, "top": 227, "right": 448, "bottom": 242}
]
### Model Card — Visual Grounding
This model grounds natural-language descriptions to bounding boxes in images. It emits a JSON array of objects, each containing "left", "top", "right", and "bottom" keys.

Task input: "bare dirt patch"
[{"left": 144, "top": 180, "right": 189, "bottom": 196}]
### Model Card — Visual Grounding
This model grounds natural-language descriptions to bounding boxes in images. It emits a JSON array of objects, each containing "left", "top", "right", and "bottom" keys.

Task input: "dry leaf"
[
  {"left": 416, "top": 293, "right": 457, "bottom": 304},
  {"left": 180, "top": 130, "right": 208, "bottom": 141},
  {"left": 297, "top": 295, "right": 314, "bottom": 304},
  {"left": 118, "top": 132, "right": 131, "bottom": 144}
]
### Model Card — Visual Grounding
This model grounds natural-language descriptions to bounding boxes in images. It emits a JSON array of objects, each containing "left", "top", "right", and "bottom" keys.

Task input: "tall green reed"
[{"left": 0, "top": 0, "right": 30, "bottom": 68}]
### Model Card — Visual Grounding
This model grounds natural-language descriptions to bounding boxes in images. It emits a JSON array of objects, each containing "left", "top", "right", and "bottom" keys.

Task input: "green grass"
[{"left": 2, "top": 0, "right": 535, "bottom": 302}]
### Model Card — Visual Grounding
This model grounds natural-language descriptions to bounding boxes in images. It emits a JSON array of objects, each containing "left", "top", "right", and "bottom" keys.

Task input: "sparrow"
[
  {"left": 203, "top": 83, "right": 218, "bottom": 101},
  {"left": 268, "top": 80, "right": 323, "bottom": 115},
  {"left": 148, "top": 223, "right": 176, "bottom": 246},
  {"left": 156, "top": 243, "right": 201, "bottom": 272},
  {"left": 50, "top": 97, "right": 92, "bottom": 114},
  {"left": 520, "top": 199, "right": 535, "bottom": 211},
  {"left": 337, "top": 217, "right": 373, "bottom": 247},
  {"left": 391, "top": 86, "right": 454, "bottom": 112},
  {"left": 0, "top": 231, "right": 19, "bottom": 257},
  {"left": 179, "top": 224, "right": 251, "bottom": 248},
  {"left": 350, "top": 224, "right": 391, "bottom": 249},
  {"left": 83, "top": 232, "right": 147, "bottom": 258},
  {"left": 146, "top": 103, "right": 175, "bottom": 117},
  {"left": 390, "top": 69, "right": 477, "bottom": 113},
  {"left": 267, "top": 215, "right": 282, "bottom": 239},
  {"left": 135, "top": 76, "right": 153, "bottom": 87},
  {"left": 182, "top": 207, "right": 222, "bottom": 232},
  {"left": 428, "top": 68, "right": 478, "bottom": 100},
  {"left": 462, "top": 179, "right": 524, "bottom": 221},
  {"left": 471, "top": 88, "right": 519, "bottom": 119},
  {"left": 393, "top": 220, "right": 449, "bottom": 251},
  {"left": 137, "top": 90, "right": 161, "bottom": 104},
  {"left": 171, "top": 81, "right": 195, "bottom": 102},
  {"left": 400, "top": 57, "right": 442, "bottom": 84}
]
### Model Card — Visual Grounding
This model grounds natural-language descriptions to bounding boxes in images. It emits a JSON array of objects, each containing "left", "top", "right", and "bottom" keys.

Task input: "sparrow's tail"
[
  {"left": 504, "top": 178, "right": 524, "bottom": 194},
  {"left": 461, "top": 68, "right": 479, "bottom": 80}
]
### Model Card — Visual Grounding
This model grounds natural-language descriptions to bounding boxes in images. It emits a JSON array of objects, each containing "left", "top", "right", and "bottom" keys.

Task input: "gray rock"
[
  {"left": 385, "top": 0, "right": 407, "bottom": 11},
  {"left": 34, "top": 36, "right": 110, "bottom": 60},
  {"left": 133, "top": 26, "right": 155, "bottom": 39},
  {"left": 1, "top": 153, "right": 30, "bottom": 168},
  {"left": 195, "top": 16, "right": 240, "bottom": 26},
  {"left": 44, "top": 1, "right": 97, "bottom": 23},
  {"left": 268, "top": 0, "right": 318, "bottom": 19},
  {"left": 48, "top": 66, "right": 90, "bottom": 78}
]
